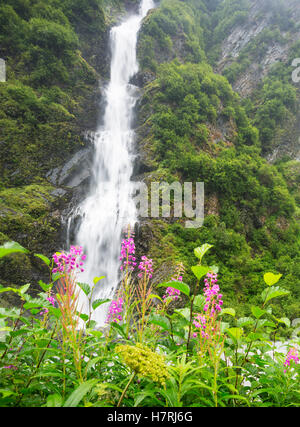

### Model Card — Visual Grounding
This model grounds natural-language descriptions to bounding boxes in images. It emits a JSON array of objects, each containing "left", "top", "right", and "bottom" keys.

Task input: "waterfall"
[{"left": 69, "top": 0, "right": 155, "bottom": 326}]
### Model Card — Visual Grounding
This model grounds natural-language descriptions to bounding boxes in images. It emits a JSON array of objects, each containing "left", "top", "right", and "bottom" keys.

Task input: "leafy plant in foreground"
[{"left": 0, "top": 239, "right": 299, "bottom": 407}]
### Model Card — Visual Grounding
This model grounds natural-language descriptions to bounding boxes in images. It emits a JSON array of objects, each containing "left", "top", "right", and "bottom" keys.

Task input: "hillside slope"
[{"left": 0, "top": 0, "right": 299, "bottom": 320}]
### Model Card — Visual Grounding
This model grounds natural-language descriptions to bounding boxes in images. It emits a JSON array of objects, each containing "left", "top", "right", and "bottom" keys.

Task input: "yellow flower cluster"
[{"left": 116, "top": 343, "right": 169, "bottom": 386}]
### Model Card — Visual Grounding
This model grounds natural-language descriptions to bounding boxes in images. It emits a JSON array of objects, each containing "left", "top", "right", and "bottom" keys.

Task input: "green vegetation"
[
  {"left": 0, "top": 0, "right": 110, "bottom": 292},
  {"left": 136, "top": 0, "right": 300, "bottom": 320},
  {"left": 0, "top": 241, "right": 298, "bottom": 407}
]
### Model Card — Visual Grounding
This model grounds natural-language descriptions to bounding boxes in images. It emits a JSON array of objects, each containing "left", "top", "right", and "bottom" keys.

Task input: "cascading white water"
[{"left": 70, "top": 0, "right": 155, "bottom": 326}]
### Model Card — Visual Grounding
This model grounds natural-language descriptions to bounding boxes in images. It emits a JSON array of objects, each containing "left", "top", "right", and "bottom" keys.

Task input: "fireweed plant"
[{"left": 0, "top": 240, "right": 299, "bottom": 407}]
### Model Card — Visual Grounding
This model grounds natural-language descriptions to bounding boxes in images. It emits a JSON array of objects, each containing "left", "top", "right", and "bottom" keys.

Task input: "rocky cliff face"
[{"left": 215, "top": 0, "right": 300, "bottom": 161}]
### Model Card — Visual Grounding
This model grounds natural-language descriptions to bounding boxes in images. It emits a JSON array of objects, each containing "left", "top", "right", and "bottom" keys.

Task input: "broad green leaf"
[
  {"left": 226, "top": 327, "right": 243, "bottom": 343},
  {"left": 237, "top": 317, "right": 255, "bottom": 327},
  {"left": 261, "top": 286, "right": 290, "bottom": 304},
  {"left": 149, "top": 314, "right": 171, "bottom": 331},
  {"left": 251, "top": 306, "right": 266, "bottom": 319},
  {"left": 85, "top": 329, "right": 103, "bottom": 339},
  {"left": 78, "top": 313, "right": 89, "bottom": 322},
  {"left": 194, "top": 295, "right": 206, "bottom": 310},
  {"left": 194, "top": 244, "right": 213, "bottom": 262},
  {"left": 246, "top": 332, "right": 266, "bottom": 342},
  {"left": 47, "top": 393, "right": 63, "bottom": 407},
  {"left": 0, "top": 241, "right": 29, "bottom": 258},
  {"left": 221, "top": 308, "right": 236, "bottom": 317},
  {"left": 156, "top": 280, "right": 190, "bottom": 297},
  {"left": 63, "top": 379, "right": 98, "bottom": 407},
  {"left": 38, "top": 280, "right": 52, "bottom": 292},
  {"left": 264, "top": 272, "right": 282, "bottom": 287},
  {"left": 191, "top": 265, "right": 210, "bottom": 281},
  {"left": 174, "top": 307, "right": 191, "bottom": 322},
  {"left": 93, "top": 276, "right": 105, "bottom": 285},
  {"left": 92, "top": 298, "right": 110, "bottom": 311},
  {"left": 23, "top": 301, "right": 43, "bottom": 310},
  {"left": 257, "top": 319, "right": 276, "bottom": 329},
  {"left": 20, "top": 284, "right": 30, "bottom": 295},
  {"left": 0, "top": 389, "right": 16, "bottom": 398},
  {"left": 77, "top": 282, "right": 91, "bottom": 296},
  {"left": 277, "top": 317, "right": 291, "bottom": 328},
  {"left": 34, "top": 253, "right": 50, "bottom": 266}
]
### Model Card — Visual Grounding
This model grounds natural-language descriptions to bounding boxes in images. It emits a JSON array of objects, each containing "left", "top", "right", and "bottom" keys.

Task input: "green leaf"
[
  {"left": 237, "top": 317, "right": 255, "bottom": 327},
  {"left": 191, "top": 265, "right": 210, "bottom": 281},
  {"left": 221, "top": 308, "right": 236, "bottom": 317},
  {"left": 0, "top": 389, "right": 16, "bottom": 398},
  {"left": 226, "top": 327, "right": 243, "bottom": 343},
  {"left": 174, "top": 307, "right": 191, "bottom": 322},
  {"left": 38, "top": 280, "right": 52, "bottom": 292},
  {"left": 47, "top": 393, "right": 63, "bottom": 407},
  {"left": 93, "top": 276, "right": 105, "bottom": 285},
  {"left": 63, "top": 379, "right": 98, "bottom": 407},
  {"left": 0, "top": 241, "right": 29, "bottom": 258},
  {"left": 77, "top": 282, "right": 91, "bottom": 296},
  {"left": 0, "top": 286, "right": 21, "bottom": 295},
  {"left": 193, "top": 295, "right": 206, "bottom": 310},
  {"left": 20, "top": 284, "right": 30, "bottom": 295},
  {"left": 78, "top": 313, "right": 89, "bottom": 322},
  {"left": 156, "top": 280, "right": 190, "bottom": 297},
  {"left": 52, "top": 272, "right": 64, "bottom": 282},
  {"left": 48, "top": 307, "right": 61, "bottom": 319},
  {"left": 194, "top": 244, "right": 213, "bottom": 263},
  {"left": 110, "top": 322, "right": 127, "bottom": 339},
  {"left": 34, "top": 253, "right": 51, "bottom": 266},
  {"left": 149, "top": 314, "right": 171, "bottom": 331},
  {"left": 264, "top": 272, "right": 282, "bottom": 287},
  {"left": 92, "top": 298, "right": 110, "bottom": 311},
  {"left": 246, "top": 332, "right": 265, "bottom": 342},
  {"left": 23, "top": 301, "right": 43, "bottom": 310},
  {"left": 251, "top": 306, "right": 266, "bottom": 319},
  {"left": 277, "top": 317, "right": 291, "bottom": 328},
  {"left": 148, "top": 294, "right": 164, "bottom": 303},
  {"left": 261, "top": 286, "right": 290, "bottom": 304}
]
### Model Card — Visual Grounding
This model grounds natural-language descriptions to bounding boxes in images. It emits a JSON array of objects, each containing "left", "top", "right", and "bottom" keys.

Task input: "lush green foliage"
[
  {"left": 0, "top": 241, "right": 299, "bottom": 407},
  {"left": 136, "top": 0, "right": 300, "bottom": 320},
  {"left": 0, "top": 0, "right": 109, "bottom": 289}
]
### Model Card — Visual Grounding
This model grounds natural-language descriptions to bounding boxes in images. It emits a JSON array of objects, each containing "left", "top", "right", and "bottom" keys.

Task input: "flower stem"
[{"left": 117, "top": 372, "right": 136, "bottom": 407}]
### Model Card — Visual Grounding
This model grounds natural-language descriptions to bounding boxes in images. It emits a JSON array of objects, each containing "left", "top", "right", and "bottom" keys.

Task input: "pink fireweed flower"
[
  {"left": 105, "top": 297, "right": 124, "bottom": 324},
  {"left": 120, "top": 235, "right": 136, "bottom": 272},
  {"left": 203, "top": 272, "right": 223, "bottom": 314},
  {"left": 163, "top": 263, "right": 185, "bottom": 302},
  {"left": 193, "top": 313, "right": 209, "bottom": 340},
  {"left": 138, "top": 256, "right": 153, "bottom": 279},
  {"left": 47, "top": 296, "right": 56, "bottom": 307},
  {"left": 52, "top": 245, "right": 86, "bottom": 275},
  {"left": 284, "top": 348, "right": 299, "bottom": 372}
]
